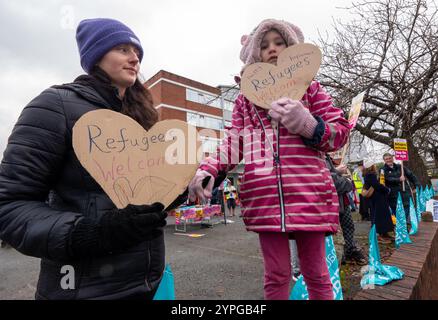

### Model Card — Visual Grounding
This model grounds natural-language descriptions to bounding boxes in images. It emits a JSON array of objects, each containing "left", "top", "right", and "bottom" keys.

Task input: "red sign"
[{"left": 395, "top": 150, "right": 409, "bottom": 161}]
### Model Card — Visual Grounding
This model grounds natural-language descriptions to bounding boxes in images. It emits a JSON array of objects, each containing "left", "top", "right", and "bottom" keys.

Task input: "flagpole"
[
  {"left": 340, "top": 135, "right": 350, "bottom": 166},
  {"left": 401, "top": 161, "right": 406, "bottom": 192}
]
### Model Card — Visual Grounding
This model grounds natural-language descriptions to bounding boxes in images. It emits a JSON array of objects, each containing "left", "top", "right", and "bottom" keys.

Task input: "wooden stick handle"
[
  {"left": 340, "top": 136, "right": 350, "bottom": 165},
  {"left": 401, "top": 161, "right": 406, "bottom": 192}
]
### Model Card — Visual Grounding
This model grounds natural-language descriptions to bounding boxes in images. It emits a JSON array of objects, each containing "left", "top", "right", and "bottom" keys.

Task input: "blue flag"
[
  {"left": 408, "top": 197, "right": 418, "bottom": 236},
  {"left": 395, "top": 192, "right": 412, "bottom": 248},
  {"left": 416, "top": 186, "right": 422, "bottom": 222},
  {"left": 420, "top": 186, "right": 426, "bottom": 212},
  {"left": 427, "top": 185, "right": 433, "bottom": 200},
  {"left": 360, "top": 225, "right": 404, "bottom": 288},
  {"left": 153, "top": 264, "right": 175, "bottom": 300},
  {"left": 290, "top": 236, "right": 343, "bottom": 300}
]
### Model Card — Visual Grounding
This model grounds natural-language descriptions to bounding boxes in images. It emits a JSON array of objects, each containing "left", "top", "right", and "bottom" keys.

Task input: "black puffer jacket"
[
  {"left": 383, "top": 163, "right": 420, "bottom": 211},
  {"left": 0, "top": 83, "right": 164, "bottom": 299},
  {"left": 325, "top": 156, "right": 352, "bottom": 214}
]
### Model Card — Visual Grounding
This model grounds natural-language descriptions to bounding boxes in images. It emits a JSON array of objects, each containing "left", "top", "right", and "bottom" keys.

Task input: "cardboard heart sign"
[
  {"left": 72, "top": 109, "right": 201, "bottom": 209},
  {"left": 241, "top": 43, "right": 322, "bottom": 109}
]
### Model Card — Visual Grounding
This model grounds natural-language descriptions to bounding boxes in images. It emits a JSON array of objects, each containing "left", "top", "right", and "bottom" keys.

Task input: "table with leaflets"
[{"left": 173, "top": 204, "right": 222, "bottom": 232}]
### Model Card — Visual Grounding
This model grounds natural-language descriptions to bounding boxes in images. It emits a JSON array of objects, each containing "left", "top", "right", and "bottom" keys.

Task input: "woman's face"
[
  {"left": 383, "top": 155, "right": 394, "bottom": 166},
  {"left": 260, "top": 29, "right": 287, "bottom": 64},
  {"left": 98, "top": 43, "right": 140, "bottom": 95}
]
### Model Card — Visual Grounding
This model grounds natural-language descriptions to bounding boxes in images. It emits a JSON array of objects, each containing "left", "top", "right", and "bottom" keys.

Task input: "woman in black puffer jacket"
[
  {"left": 0, "top": 18, "right": 168, "bottom": 300},
  {"left": 362, "top": 161, "right": 394, "bottom": 243}
]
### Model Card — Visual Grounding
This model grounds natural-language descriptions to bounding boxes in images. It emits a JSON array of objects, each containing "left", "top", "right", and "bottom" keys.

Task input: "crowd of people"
[
  {"left": 351, "top": 153, "right": 421, "bottom": 242},
  {"left": 0, "top": 16, "right": 428, "bottom": 301}
]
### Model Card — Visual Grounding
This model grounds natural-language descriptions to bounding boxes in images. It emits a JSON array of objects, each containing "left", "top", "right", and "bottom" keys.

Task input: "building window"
[
  {"left": 187, "top": 112, "right": 199, "bottom": 127},
  {"left": 223, "top": 109, "right": 233, "bottom": 122},
  {"left": 223, "top": 100, "right": 235, "bottom": 111},
  {"left": 186, "top": 88, "right": 221, "bottom": 108},
  {"left": 201, "top": 136, "right": 221, "bottom": 154},
  {"left": 186, "top": 112, "right": 224, "bottom": 130}
]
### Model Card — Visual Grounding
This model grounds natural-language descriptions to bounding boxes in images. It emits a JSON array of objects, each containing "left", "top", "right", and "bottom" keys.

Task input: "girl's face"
[
  {"left": 98, "top": 43, "right": 140, "bottom": 96},
  {"left": 260, "top": 29, "right": 287, "bottom": 64}
]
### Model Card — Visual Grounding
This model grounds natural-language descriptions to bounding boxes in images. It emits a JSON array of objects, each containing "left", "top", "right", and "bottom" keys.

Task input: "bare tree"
[
  {"left": 416, "top": 124, "right": 438, "bottom": 167},
  {"left": 318, "top": 0, "right": 438, "bottom": 184}
]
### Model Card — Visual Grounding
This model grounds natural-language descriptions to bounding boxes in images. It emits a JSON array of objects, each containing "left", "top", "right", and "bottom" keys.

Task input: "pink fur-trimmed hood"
[{"left": 240, "top": 19, "right": 305, "bottom": 67}]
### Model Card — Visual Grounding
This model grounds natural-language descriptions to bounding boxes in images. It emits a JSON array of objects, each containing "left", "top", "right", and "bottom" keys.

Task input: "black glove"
[
  {"left": 69, "top": 202, "right": 167, "bottom": 258},
  {"left": 166, "top": 171, "right": 227, "bottom": 210}
]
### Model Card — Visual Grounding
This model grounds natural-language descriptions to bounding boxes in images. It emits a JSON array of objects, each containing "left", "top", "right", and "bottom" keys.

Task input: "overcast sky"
[{"left": 0, "top": 0, "right": 364, "bottom": 158}]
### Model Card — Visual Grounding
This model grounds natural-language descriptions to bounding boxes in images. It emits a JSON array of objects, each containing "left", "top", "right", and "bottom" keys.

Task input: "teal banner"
[
  {"left": 427, "top": 185, "right": 433, "bottom": 200},
  {"left": 290, "top": 236, "right": 343, "bottom": 300},
  {"left": 408, "top": 197, "right": 418, "bottom": 236},
  {"left": 416, "top": 186, "right": 422, "bottom": 222},
  {"left": 420, "top": 186, "right": 426, "bottom": 213},
  {"left": 395, "top": 192, "right": 412, "bottom": 248},
  {"left": 153, "top": 264, "right": 175, "bottom": 300},
  {"left": 360, "top": 225, "right": 404, "bottom": 288}
]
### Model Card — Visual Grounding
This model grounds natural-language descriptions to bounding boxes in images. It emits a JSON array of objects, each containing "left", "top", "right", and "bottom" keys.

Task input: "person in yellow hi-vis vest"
[{"left": 353, "top": 162, "right": 370, "bottom": 221}]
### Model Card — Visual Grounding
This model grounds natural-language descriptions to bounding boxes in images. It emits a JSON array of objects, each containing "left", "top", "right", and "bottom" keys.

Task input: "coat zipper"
[
  {"left": 253, "top": 105, "right": 286, "bottom": 232},
  {"left": 274, "top": 125, "right": 286, "bottom": 232},
  {"left": 145, "top": 241, "right": 152, "bottom": 290}
]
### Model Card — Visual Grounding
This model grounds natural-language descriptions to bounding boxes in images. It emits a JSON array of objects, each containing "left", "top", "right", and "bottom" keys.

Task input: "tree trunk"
[
  {"left": 405, "top": 140, "right": 431, "bottom": 186},
  {"left": 433, "top": 149, "right": 438, "bottom": 168}
]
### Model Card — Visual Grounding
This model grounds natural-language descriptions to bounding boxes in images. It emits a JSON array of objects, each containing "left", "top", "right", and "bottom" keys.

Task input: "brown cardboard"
[
  {"left": 241, "top": 43, "right": 322, "bottom": 109},
  {"left": 340, "top": 91, "right": 366, "bottom": 164},
  {"left": 72, "top": 109, "right": 200, "bottom": 209},
  {"left": 348, "top": 91, "right": 365, "bottom": 129}
]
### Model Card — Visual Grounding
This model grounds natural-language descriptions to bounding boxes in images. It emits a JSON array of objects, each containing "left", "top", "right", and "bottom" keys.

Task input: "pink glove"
[
  {"left": 188, "top": 169, "right": 214, "bottom": 203},
  {"left": 268, "top": 98, "right": 318, "bottom": 139}
]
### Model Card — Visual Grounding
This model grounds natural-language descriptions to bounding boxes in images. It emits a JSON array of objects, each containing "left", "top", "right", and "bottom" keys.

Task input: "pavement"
[
  {"left": 0, "top": 207, "right": 373, "bottom": 300},
  {"left": 0, "top": 244, "right": 39, "bottom": 300}
]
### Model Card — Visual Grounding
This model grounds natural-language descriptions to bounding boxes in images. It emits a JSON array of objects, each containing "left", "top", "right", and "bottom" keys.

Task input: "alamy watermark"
[
  {"left": 60, "top": 265, "right": 75, "bottom": 290},
  {"left": 163, "top": 127, "right": 276, "bottom": 175}
]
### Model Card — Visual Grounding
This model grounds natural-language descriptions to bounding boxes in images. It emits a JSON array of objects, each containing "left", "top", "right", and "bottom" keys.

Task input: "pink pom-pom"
[{"left": 241, "top": 35, "right": 249, "bottom": 45}]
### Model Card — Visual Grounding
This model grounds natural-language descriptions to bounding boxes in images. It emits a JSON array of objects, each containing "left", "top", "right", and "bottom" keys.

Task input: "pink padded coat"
[{"left": 200, "top": 81, "right": 350, "bottom": 233}]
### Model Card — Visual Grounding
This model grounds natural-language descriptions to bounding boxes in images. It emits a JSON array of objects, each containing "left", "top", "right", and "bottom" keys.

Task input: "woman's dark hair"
[
  {"left": 91, "top": 67, "right": 158, "bottom": 130},
  {"left": 362, "top": 165, "right": 377, "bottom": 176}
]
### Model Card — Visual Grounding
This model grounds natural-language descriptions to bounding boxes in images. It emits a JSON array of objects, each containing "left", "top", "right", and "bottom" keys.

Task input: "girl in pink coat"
[{"left": 188, "top": 19, "right": 350, "bottom": 300}]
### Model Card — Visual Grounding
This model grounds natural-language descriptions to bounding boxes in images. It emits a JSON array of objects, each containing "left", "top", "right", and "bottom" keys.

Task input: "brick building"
[
  {"left": 143, "top": 70, "right": 244, "bottom": 188},
  {"left": 144, "top": 70, "right": 237, "bottom": 155}
]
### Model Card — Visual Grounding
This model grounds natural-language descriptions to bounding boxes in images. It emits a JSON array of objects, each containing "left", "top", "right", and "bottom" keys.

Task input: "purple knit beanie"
[
  {"left": 240, "top": 19, "right": 305, "bottom": 68},
  {"left": 76, "top": 18, "right": 144, "bottom": 73}
]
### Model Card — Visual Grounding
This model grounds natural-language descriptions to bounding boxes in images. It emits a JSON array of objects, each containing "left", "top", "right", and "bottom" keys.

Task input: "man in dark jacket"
[
  {"left": 326, "top": 156, "right": 366, "bottom": 265},
  {"left": 382, "top": 153, "right": 420, "bottom": 221}
]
